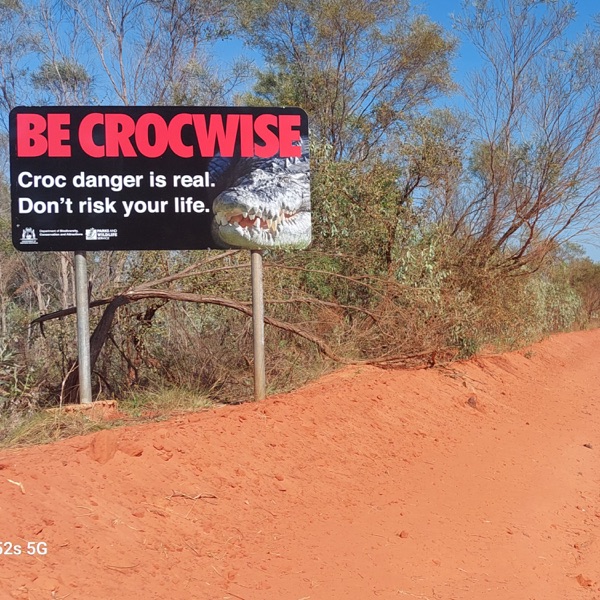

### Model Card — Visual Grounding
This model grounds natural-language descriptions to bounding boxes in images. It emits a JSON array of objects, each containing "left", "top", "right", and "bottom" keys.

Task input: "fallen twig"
[
  {"left": 7, "top": 479, "right": 25, "bottom": 494},
  {"left": 167, "top": 490, "right": 217, "bottom": 501},
  {"left": 225, "top": 592, "right": 248, "bottom": 600},
  {"left": 184, "top": 540, "right": 201, "bottom": 556},
  {"left": 105, "top": 564, "right": 140, "bottom": 571}
]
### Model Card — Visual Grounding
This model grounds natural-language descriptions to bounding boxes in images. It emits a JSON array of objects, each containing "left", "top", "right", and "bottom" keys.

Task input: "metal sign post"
[
  {"left": 74, "top": 250, "right": 92, "bottom": 403},
  {"left": 251, "top": 250, "right": 266, "bottom": 401}
]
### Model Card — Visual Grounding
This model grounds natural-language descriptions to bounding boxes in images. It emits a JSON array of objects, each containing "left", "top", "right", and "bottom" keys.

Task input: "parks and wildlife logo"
[{"left": 86, "top": 228, "right": 117, "bottom": 241}]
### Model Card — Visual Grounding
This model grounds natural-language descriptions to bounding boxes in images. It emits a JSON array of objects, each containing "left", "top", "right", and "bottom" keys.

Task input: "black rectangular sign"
[{"left": 10, "top": 106, "right": 310, "bottom": 251}]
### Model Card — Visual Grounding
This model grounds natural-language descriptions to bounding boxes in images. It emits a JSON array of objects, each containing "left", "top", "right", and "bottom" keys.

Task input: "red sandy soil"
[{"left": 0, "top": 329, "right": 599, "bottom": 600}]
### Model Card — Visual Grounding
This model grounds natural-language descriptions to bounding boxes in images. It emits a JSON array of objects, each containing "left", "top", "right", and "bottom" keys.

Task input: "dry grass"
[
  {"left": 0, "top": 386, "right": 215, "bottom": 450},
  {"left": 0, "top": 409, "right": 107, "bottom": 449},
  {"left": 119, "top": 386, "right": 214, "bottom": 418}
]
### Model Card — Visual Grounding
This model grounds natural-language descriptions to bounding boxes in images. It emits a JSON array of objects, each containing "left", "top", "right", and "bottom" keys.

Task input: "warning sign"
[{"left": 10, "top": 106, "right": 310, "bottom": 252}]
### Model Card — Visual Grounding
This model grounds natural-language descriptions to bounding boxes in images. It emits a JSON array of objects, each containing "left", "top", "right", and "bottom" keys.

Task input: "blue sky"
[{"left": 425, "top": 1, "right": 598, "bottom": 85}]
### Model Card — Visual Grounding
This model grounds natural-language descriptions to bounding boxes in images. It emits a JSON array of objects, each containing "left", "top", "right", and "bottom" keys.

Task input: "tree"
[
  {"left": 0, "top": 0, "right": 243, "bottom": 110},
  {"left": 42, "top": 0, "right": 236, "bottom": 105},
  {"left": 569, "top": 257, "right": 600, "bottom": 322},
  {"left": 0, "top": 0, "right": 37, "bottom": 126},
  {"left": 445, "top": 0, "right": 600, "bottom": 272},
  {"left": 236, "top": 0, "right": 456, "bottom": 161},
  {"left": 32, "top": 60, "right": 93, "bottom": 102}
]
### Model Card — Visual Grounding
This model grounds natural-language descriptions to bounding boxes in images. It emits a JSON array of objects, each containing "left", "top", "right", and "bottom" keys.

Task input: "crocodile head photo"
[{"left": 210, "top": 138, "right": 311, "bottom": 250}]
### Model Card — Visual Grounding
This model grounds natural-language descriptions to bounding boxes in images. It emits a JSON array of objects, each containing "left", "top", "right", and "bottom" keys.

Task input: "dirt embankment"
[{"left": 0, "top": 329, "right": 599, "bottom": 600}]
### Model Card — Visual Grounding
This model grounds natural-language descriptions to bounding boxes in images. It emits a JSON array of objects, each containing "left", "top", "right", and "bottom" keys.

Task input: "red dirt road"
[{"left": 1, "top": 330, "right": 599, "bottom": 600}]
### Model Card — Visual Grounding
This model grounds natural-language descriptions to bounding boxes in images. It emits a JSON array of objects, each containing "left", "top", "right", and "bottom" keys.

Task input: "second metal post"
[{"left": 251, "top": 250, "right": 266, "bottom": 401}]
